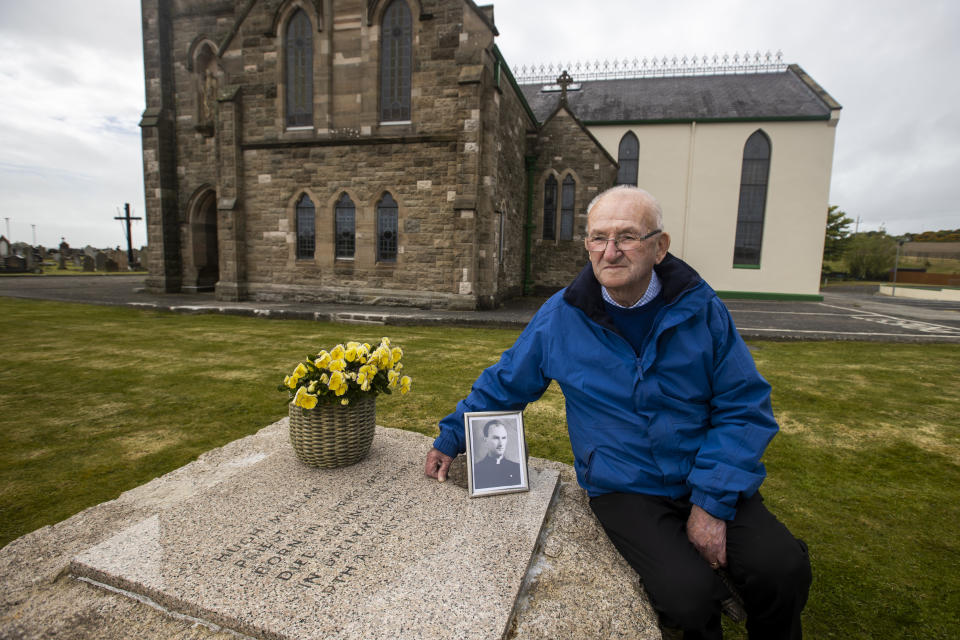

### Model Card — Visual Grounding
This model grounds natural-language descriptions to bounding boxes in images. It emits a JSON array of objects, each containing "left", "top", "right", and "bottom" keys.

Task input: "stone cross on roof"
[{"left": 557, "top": 70, "right": 574, "bottom": 104}]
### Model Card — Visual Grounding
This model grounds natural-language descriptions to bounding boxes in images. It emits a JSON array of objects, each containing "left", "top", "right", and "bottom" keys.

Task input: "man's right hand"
[{"left": 424, "top": 447, "right": 454, "bottom": 482}]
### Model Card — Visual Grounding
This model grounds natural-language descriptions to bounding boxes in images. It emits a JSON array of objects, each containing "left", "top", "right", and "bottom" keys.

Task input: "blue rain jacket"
[{"left": 434, "top": 254, "right": 778, "bottom": 520}]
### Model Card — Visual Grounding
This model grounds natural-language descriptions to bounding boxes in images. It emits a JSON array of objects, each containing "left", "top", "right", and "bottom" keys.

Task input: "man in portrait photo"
[{"left": 472, "top": 418, "right": 522, "bottom": 490}]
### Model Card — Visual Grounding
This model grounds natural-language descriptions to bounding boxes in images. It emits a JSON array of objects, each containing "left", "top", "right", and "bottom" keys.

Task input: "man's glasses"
[{"left": 585, "top": 229, "right": 662, "bottom": 253}]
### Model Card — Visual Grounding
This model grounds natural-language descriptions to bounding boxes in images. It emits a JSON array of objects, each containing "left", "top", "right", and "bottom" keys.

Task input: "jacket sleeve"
[
  {"left": 687, "top": 299, "right": 779, "bottom": 520},
  {"left": 432, "top": 307, "right": 555, "bottom": 458}
]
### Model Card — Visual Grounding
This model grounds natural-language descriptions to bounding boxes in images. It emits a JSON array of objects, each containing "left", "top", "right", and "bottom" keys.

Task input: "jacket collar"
[{"left": 562, "top": 253, "right": 703, "bottom": 330}]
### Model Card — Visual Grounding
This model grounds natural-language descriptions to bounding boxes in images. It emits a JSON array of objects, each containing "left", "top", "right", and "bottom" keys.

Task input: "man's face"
[
  {"left": 586, "top": 190, "right": 670, "bottom": 305},
  {"left": 485, "top": 424, "right": 508, "bottom": 458}
]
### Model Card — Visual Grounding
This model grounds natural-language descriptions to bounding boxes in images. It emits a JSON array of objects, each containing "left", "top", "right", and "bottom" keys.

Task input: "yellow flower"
[
  {"left": 390, "top": 346, "right": 403, "bottom": 365},
  {"left": 399, "top": 375, "right": 412, "bottom": 395},
  {"left": 388, "top": 369, "right": 399, "bottom": 387},
  {"left": 284, "top": 375, "right": 298, "bottom": 389},
  {"left": 340, "top": 398, "right": 350, "bottom": 406},
  {"left": 307, "top": 381, "right": 317, "bottom": 393},
  {"left": 314, "top": 351, "right": 331, "bottom": 368},
  {"left": 293, "top": 386, "right": 318, "bottom": 410},
  {"left": 344, "top": 345, "right": 358, "bottom": 362},
  {"left": 293, "top": 363, "right": 308, "bottom": 378},
  {"left": 330, "top": 344, "right": 345, "bottom": 360},
  {"left": 335, "top": 384, "right": 347, "bottom": 396},
  {"left": 328, "top": 358, "right": 346, "bottom": 372},
  {"left": 319, "top": 373, "right": 329, "bottom": 385},
  {"left": 372, "top": 347, "right": 390, "bottom": 368},
  {"left": 380, "top": 337, "right": 391, "bottom": 347},
  {"left": 328, "top": 370, "right": 344, "bottom": 390}
]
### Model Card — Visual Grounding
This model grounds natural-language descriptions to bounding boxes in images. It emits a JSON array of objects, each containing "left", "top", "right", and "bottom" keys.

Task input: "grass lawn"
[{"left": 1, "top": 298, "right": 957, "bottom": 638}]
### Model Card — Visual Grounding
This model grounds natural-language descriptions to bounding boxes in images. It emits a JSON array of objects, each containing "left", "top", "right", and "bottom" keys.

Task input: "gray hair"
[{"left": 586, "top": 185, "right": 664, "bottom": 232}]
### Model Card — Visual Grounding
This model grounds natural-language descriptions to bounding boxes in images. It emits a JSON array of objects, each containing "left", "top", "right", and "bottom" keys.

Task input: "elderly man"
[{"left": 425, "top": 186, "right": 810, "bottom": 639}]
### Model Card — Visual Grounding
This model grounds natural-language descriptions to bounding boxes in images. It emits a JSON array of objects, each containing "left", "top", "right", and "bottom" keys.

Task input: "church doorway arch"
[{"left": 189, "top": 189, "right": 219, "bottom": 291}]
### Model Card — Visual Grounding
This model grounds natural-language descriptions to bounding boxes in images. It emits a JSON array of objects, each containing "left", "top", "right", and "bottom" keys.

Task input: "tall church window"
[
  {"left": 542, "top": 175, "right": 557, "bottom": 240},
  {"left": 560, "top": 175, "right": 576, "bottom": 240},
  {"left": 616, "top": 132, "right": 639, "bottom": 186},
  {"left": 286, "top": 9, "right": 313, "bottom": 128},
  {"left": 380, "top": 0, "right": 412, "bottom": 122},
  {"left": 296, "top": 194, "right": 316, "bottom": 259},
  {"left": 335, "top": 193, "right": 356, "bottom": 259},
  {"left": 733, "top": 130, "right": 771, "bottom": 267},
  {"left": 377, "top": 193, "right": 398, "bottom": 262}
]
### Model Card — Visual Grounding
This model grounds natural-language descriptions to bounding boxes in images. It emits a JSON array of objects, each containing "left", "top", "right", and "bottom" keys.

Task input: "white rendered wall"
[{"left": 589, "top": 119, "right": 838, "bottom": 296}]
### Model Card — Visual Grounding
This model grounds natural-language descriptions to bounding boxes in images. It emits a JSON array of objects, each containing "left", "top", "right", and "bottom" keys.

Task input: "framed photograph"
[{"left": 464, "top": 411, "right": 529, "bottom": 497}]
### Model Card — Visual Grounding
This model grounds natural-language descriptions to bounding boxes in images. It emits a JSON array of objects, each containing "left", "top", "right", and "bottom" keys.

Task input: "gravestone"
[
  {"left": 82, "top": 255, "right": 95, "bottom": 272},
  {"left": 70, "top": 428, "right": 561, "bottom": 640},
  {"left": 1, "top": 422, "right": 659, "bottom": 640},
  {"left": 94, "top": 251, "right": 107, "bottom": 271}
]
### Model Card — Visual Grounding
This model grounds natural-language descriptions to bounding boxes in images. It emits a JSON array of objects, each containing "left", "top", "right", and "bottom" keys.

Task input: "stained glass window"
[
  {"left": 616, "top": 131, "right": 639, "bottom": 186},
  {"left": 334, "top": 193, "right": 356, "bottom": 259},
  {"left": 377, "top": 193, "right": 398, "bottom": 262},
  {"left": 560, "top": 175, "right": 576, "bottom": 241},
  {"left": 733, "top": 130, "right": 771, "bottom": 267},
  {"left": 286, "top": 9, "right": 313, "bottom": 127},
  {"left": 380, "top": 0, "right": 412, "bottom": 122},
  {"left": 543, "top": 175, "right": 557, "bottom": 240},
  {"left": 296, "top": 194, "right": 316, "bottom": 259}
]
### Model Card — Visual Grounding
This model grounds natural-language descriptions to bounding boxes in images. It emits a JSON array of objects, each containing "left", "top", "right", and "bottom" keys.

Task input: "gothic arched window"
[
  {"left": 380, "top": 0, "right": 412, "bottom": 122},
  {"left": 733, "top": 130, "right": 771, "bottom": 267},
  {"left": 296, "top": 194, "right": 316, "bottom": 259},
  {"left": 616, "top": 131, "right": 639, "bottom": 186},
  {"left": 285, "top": 9, "right": 313, "bottom": 127},
  {"left": 543, "top": 175, "right": 557, "bottom": 240},
  {"left": 377, "top": 193, "right": 398, "bottom": 262},
  {"left": 560, "top": 175, "right": 576, "bottom": 241},
  {"left": 335, "top": 193, "right": 356, "bottom": 259}
]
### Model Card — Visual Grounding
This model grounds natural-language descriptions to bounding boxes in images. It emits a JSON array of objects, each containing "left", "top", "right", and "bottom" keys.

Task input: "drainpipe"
[{"left": 523, "top": 155, "right": 537, "bottom": 296}]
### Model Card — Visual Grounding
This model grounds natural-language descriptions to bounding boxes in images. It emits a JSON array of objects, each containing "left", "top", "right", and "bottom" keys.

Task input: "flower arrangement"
[{"left": 278, "top": 337, "right": 412, "bottom": 409}]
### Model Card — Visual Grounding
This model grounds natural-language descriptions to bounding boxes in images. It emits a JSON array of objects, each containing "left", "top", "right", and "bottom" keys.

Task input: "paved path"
[{"left": 2, "top": 275, "right": 959, "bottom": 342}]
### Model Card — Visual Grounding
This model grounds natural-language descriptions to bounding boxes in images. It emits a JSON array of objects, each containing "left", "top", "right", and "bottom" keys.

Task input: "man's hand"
[
  {"left": 687, "top": 504, "right": 728, "bottom": 569},
  {"left": 424, "top": 447, "right": 454, "bottom": 482}
]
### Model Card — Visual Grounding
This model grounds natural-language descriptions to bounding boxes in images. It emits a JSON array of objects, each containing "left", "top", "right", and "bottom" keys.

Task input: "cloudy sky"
[{"left": 0, "top": 0, "right": 957, "bottom": 249}]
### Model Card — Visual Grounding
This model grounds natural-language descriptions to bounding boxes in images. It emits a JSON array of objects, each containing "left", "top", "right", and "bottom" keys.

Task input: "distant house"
[
  {"left": 140, "top": 0, "right": 840, "bottom": 308},
  {"left": 0, "top": 235, "right": 10, "bottom": 259}
]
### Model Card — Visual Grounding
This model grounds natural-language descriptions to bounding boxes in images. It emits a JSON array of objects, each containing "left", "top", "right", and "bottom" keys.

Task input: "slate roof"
[{"left": 518, "top": 66, "right": 840, "bottom": 125}]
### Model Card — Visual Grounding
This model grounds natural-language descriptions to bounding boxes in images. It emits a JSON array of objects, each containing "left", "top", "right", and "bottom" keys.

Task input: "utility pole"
[
  {"left": 31, "top": 224, "right": 36, "bottom": 245},
  {"left": 114, "top": 203, "right": 142, "bottom": 267},
  {"left": 4, "top": 217, "right": 9, "bottom": 238}
]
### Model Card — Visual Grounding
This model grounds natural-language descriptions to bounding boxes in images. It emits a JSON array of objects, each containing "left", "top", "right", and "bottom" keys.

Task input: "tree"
[
  {"left": 823, "top": 205, "right": 854, "bottom": 262},
  {"left": 844, "top": 232, "right": 897, "bottom": 280}
]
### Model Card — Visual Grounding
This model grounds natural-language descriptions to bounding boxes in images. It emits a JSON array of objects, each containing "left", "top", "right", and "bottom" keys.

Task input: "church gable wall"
[
  {"left": 146, "top": 0, "right": 513, "bottom": 309},
  {"left": 529, "top": 108, "right": 617, "bottom": 292}
]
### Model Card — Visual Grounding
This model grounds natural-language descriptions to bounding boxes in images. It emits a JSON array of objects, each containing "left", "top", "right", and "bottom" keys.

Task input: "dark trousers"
[{"left": 590, "top": 492, "right": 811, "bottom": 640}]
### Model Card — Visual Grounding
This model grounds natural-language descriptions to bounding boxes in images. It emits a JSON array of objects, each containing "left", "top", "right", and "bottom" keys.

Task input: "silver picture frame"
[{"left": 464, "top": 410, "right": 529, "bottom": 497}]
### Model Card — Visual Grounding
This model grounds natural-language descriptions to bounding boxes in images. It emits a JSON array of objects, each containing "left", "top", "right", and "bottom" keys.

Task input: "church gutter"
[{"left": 582, "top": 114, "right": 831, "bottom": 126}]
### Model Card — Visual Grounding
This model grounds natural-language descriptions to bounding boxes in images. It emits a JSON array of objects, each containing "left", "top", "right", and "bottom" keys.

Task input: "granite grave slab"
[{"left": 69, "top": 428, "right": 560, "bottom": 640}]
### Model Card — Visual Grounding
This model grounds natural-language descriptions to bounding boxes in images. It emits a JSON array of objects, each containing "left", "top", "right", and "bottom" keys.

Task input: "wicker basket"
[{"left": 288, "top": 396, "right": 376, "bottom": 468}]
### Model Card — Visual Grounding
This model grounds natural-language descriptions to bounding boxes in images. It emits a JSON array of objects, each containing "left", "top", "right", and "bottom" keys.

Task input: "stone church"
[{"left": 140, "top": 0, "right": 841, "bottom": 309}]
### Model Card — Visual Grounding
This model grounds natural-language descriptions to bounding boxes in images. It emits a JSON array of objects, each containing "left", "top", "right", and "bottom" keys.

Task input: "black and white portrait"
[{"left": 464, "top": 411, "right": 528, "bottom": 497}]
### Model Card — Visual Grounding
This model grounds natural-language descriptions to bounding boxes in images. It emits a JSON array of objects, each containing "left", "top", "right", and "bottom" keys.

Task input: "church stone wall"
[{"left": 142, "top": 0, "right": 532, "bottom": 310}]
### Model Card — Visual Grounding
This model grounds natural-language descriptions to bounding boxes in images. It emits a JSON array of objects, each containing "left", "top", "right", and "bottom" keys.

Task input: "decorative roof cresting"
[{"left": 513, "top": 51, "right": 787, "bottom": 85}]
